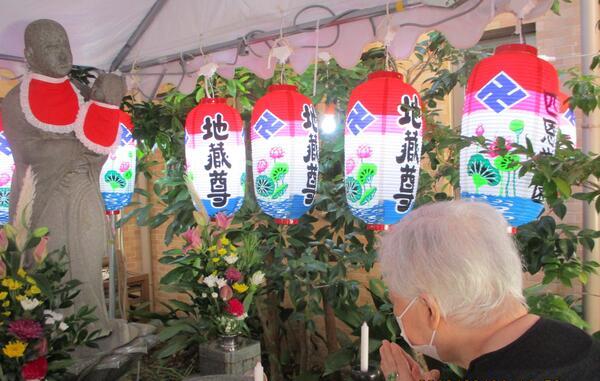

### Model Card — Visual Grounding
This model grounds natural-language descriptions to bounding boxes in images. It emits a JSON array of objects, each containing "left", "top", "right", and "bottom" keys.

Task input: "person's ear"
[{"left": 420, "top": 294, "right": 441, "bottom": 329}]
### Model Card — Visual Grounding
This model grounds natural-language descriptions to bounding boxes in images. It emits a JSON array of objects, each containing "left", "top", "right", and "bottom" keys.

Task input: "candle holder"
[{"left": 350, "top": 365, "right": 383, "bottom": 381}]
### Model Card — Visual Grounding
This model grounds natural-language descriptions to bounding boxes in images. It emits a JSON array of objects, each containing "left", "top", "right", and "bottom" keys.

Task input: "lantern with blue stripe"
[
  {"left": 345, "top": 71, "right": 424, "bottom": 230},
  {"left": 250, "top": 85, "right": 319, "bottom": 224},
  {"left": 460, "top": 44, "right": 559, "bottom": 226},
  {"left": 185, "top": 98, "right": 245, "bottom": 217},
  {"left": 100, "top": 111, "right": 137, "bottom": 213},
  {"left": 0, "top": 110, "right": 14, "bottom": 224}
]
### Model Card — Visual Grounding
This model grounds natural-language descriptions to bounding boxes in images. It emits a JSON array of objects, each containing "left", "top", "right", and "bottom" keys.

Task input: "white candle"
[
  {"left": 360, "top": 321, "right": 369, "bottom": 372},
  {"left": 254, "top": 362, "right": 264, "bottom": 381}
]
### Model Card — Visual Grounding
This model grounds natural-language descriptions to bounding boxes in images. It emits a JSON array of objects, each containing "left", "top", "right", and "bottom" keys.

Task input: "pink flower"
[
  {"left": 225, "top": 298, "right": 245, "bottom": 317},
  {"left": 219, "top": 285, "right": 233, "bottom": 301},
  {"left": 34, "top": 338, "right": 48, "bottom": 357},
  {"left": 487, "top": 138, "right": 513, "bottom": 158},
  {"left": 257, "top": 159, "right": 268, "bottom": 174},
  {"left": 345, "top": 158, "right": 356, "bottom": 175},
  {"left": 475, "top": 124, "right": 485, "bottom": 137},
  {"left": 215, "top": 212, "right": 233, "bottom": 230},
  {"left": 356, "top": 145, "right": 372, "bottom": 159},
  {"left": 0, "top": 172, "right": 11, "bottom": 187},
  {"left": 119, "top": 162, "right": 130, "bottom": 173},
  {"left": 181, "top": 227, "right": 201, "bottom": 253},
  {"left": 225, "top": 267, "right": 242, "bottom": 283},
  {"left": 8, "top": 319, "right": 44, "bottom": 340},
  {"left": 269, "top": 146, "right": 285, "bottom": 160},
  {"left": 33, "top": 237, "right": 48, "bottom": 264},
  {"left": 21, "top": 357, "right": 48, "bottom": 381},
  {"left": 0, "top": 229, "right": 7, "bottom": 252}
]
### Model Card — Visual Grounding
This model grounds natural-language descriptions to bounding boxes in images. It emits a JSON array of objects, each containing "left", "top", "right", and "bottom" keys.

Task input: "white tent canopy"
[{"left": 0, "top": 0, "right": 552, "bottom": 96}]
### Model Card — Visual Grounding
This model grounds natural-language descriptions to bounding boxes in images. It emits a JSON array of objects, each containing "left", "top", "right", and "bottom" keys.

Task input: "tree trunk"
[{"left": 257, "top": 291, "right": 283, "bottom": 381}]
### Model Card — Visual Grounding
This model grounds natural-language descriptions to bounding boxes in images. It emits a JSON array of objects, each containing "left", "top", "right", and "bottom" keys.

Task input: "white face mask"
[{"left": 395, "top": 297, "right": 443, "bottom": 362}]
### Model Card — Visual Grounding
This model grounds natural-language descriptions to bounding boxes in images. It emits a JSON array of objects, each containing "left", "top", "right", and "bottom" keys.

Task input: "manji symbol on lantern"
[
  {"left": 345, "top": 71, "right": 424, "bottom": 230},
  {"left": 0, "top": 110, "right": 14, "bottom": 224},
  {"left": 100, "top": 111, "right": 137, "bottom": 213},
  {"left": 251, "top": 85, "right": 319, "bottom": 224},
  {"left": 185, "top": 98, "right": 245, "bottom": 217},
  {"left": 460, "top": 44, "right": 560, "bottom": 226}
]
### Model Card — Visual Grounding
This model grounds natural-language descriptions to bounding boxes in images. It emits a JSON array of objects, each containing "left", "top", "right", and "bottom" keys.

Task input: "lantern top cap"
[
  {"left": 200, "top": 97, "right": 227, "bottom": 104},
  {"left": 268, "top": 84, "right": 298, "bottom": 93},
  {"left": 367, "top": 71, "right": 404, "bottom": 81},
  {"left": 495, "top": 44, "right": 537, "bottom": 56}
]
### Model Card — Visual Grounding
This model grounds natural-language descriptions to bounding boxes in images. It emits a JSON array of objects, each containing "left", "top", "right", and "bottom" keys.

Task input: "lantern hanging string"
[
  {"left": 199, "top": 35, "right": 215, "bottom": 99},
  {"left": 516, "top": 17, "right": 525, "bottom": 44},
  {"left": 384, "top": 0, "right": 392, "bottom": 71},
  {"left": 279, "top": 9, "right": 286, "bottom": 84},
  {"left": 312, "top": 18, "right": 320, "bottom": 97}
]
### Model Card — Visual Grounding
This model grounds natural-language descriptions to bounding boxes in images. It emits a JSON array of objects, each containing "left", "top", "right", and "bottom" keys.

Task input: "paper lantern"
[
  {"left": 100, "top": 111, "right": 137, "bottom": 213},
  {"left": 0, "top": 110, "right": 14, "bottom": 224},
  {"left": 460, "top": 44, "right": 559, "bottom": 226},
  {"left": 558, "top": 92, "right": 577, "bottom": 147},
  {"left": 250, "top": 85, "right": 319, "bottom": 224},
  {"left": 344, "top": 71, "right": 424, "bottom": 230},
  {"left": 185, "top": 98, "right": 245, "bottom": 217}
]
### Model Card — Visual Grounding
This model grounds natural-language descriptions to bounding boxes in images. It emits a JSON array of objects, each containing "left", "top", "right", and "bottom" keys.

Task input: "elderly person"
[{"left": 378, "top": 201, "right": 600, "bottom": 381}]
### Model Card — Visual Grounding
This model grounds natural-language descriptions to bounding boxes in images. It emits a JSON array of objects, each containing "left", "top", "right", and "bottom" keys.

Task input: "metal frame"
[
  {"left": 109, "top": 0, "right": 167, "bottom": 72},
  {"left": 118, "top": 0, "right": 477, "bottom": 72}
]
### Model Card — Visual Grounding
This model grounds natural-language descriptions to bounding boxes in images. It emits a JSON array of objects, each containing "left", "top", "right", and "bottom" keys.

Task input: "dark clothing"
[{"left": 464, "top": 317, "right": 600, "bottom": 381}]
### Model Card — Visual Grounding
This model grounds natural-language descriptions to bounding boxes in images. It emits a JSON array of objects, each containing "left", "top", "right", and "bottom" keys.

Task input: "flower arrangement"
[
  {"left": 177, "top": 210, "right": 264, "bottom": 337},
  {"left": 156, "top": 177, "right": 265, "bottom": 356},
  {"left": 0, "top": 168, "right": 101, "bottom": 380}
]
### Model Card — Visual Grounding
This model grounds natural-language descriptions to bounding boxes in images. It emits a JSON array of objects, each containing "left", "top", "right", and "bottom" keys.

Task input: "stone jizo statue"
[{"left": 1, "top": 19, "right": 136, "bottom": 354}]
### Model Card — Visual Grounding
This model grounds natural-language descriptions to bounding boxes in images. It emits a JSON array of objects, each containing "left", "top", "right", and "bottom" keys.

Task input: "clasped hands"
[{"left": 380, "top": 340, "right": 440, "bottom": 381}]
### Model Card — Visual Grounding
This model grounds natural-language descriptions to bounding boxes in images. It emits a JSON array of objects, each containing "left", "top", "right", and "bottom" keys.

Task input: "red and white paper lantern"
[
  {"left": 185, "top": 98, "right": 245, "bottom": 217},
  {"left": 460, "top": 44, "right": 560, "bottom": 226},
  {"left": 345, "top": 71, "right": 424, "bottom": 230},
  {"left": 250, "top": 85, "right": 319, "bottom": 224}
]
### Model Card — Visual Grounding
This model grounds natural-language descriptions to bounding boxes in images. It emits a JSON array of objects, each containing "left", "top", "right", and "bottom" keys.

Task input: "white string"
[
  {"left": 279, "top": 9, "right": 285, "bottom": 84},
  {"left": 516, "top": 17, "right": 524, "bottom": 44},
  {"left": 385, "top": 0, "right": 391, "bottom": 71},
  {"left": 198, "top": 35, "right": 215, "bottom": 98},
  {"left": 312, "top": 18, "right": 320, "bottom": 97}
]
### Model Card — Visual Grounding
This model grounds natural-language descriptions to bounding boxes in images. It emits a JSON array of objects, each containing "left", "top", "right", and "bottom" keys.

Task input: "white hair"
[{"left": 379, "top": 200, "right": 526, "bottom": 327}]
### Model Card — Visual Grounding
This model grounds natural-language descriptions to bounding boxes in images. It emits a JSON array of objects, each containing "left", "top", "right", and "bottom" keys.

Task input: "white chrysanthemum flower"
[
  {"left": 59, "top": 322, "right": 69, "bottom": 331},
  {"left": 250, "top": 271, "right": 265, "bottom": 286},
  {"left": 20, "top": 297, "right": 40, "bottom": 311},
  {"left": 203, "top": 274, "right": 218, "bottom": 288},
  {"left": 216, "top": 277, "right": 227, "bottom": 289},
  {"left": 224, "top": 255, "right": 238, "bottom": 265}
]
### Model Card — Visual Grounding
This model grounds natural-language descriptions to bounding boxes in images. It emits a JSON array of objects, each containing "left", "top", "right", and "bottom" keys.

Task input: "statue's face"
[{"left": 24, "top": 20, "right": 72, "bottom": 78}]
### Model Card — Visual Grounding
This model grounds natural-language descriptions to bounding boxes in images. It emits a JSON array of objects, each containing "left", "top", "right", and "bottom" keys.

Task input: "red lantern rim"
[
  {"left": 367, "top": 71, "right": 403, "bottom": 81},
  {"left": 495, "top": 43, "right": 537, "bottom": 56},
  {"left": 268, "top": 84, "right": 298, "bottom": 93},
  {"left": 200, "top": 97, "right": 227, "bottom": 104},
  {"left": 274, "top": 218, "right": 299, "bottom": 225},
  {"left": 366, "top": 224, "right": 389, "bottom": 231}
]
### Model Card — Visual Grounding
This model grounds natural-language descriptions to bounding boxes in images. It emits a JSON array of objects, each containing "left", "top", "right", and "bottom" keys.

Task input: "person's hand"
[{"left": 379, "top": 340, "right": 440, "bottom": 381}]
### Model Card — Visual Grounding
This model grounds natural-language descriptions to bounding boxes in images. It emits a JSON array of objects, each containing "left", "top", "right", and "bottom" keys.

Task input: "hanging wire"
[
  {"left": 312, "top": 18, "right": 320, "bottom": 97},
  {"left": 384, "top": 0, "right": 391, "bottom": 71}
]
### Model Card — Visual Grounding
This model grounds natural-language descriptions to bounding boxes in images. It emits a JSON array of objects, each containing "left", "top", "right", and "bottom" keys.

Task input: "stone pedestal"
[{"left": 198, "top": 337, "right": 261, "bottom": 376}]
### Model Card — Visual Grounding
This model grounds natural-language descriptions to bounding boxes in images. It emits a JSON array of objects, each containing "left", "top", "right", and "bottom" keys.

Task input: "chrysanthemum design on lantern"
[
  {"left": 345, "top": 145, "right": 378, "bottom": 206},
  {"left": 100, "top": 111, "right": 137, "bottom": 212}
]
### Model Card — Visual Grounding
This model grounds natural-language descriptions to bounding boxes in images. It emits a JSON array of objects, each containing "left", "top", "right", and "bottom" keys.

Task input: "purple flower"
[
  {"left": 356, "top": 145, "right": 372, "bottom": 159},
  {"left": 8, "top": 319, "right": 44, "bottom": 340}
]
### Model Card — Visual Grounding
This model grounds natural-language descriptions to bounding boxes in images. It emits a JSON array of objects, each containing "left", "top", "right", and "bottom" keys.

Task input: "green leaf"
[{"left": 323, "top": 348, "right": 354, "bottom": 375}]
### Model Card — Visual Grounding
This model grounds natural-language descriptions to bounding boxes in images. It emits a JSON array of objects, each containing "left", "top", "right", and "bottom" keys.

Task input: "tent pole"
[
  {"left": 580, "top": 0, "right": 600, "bottom": 335},
  {"left": 109, "top": 0, "right": 168, "bottom": 72}
]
